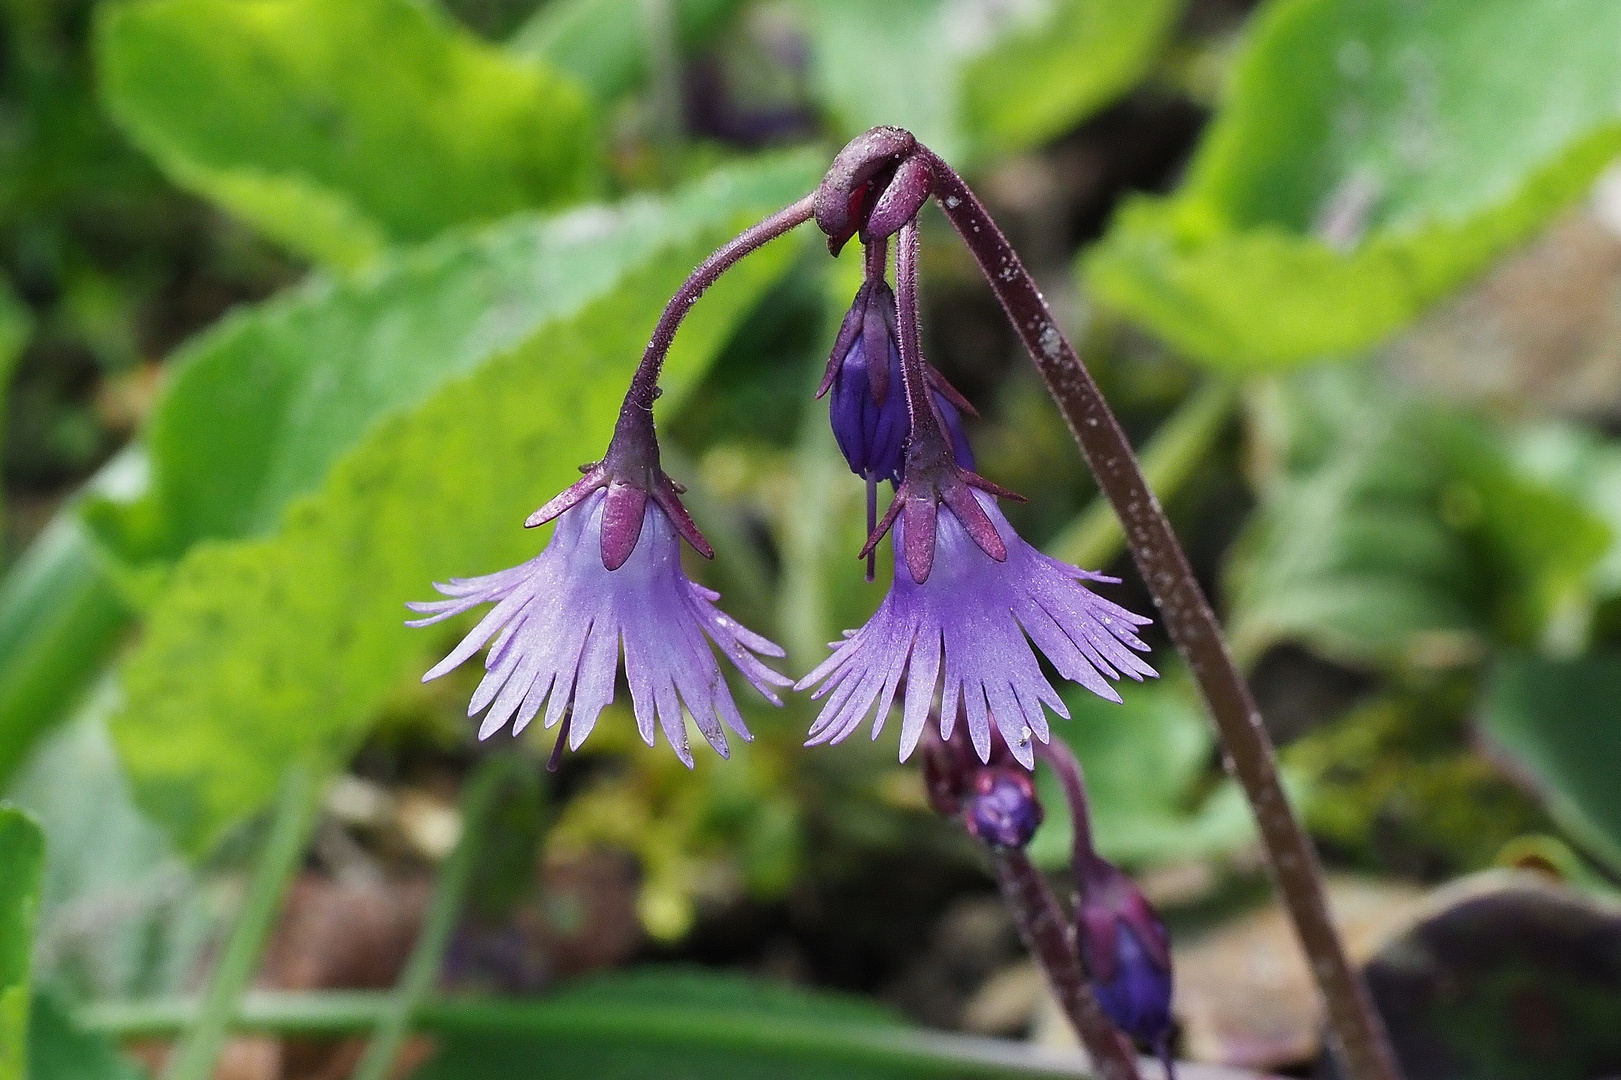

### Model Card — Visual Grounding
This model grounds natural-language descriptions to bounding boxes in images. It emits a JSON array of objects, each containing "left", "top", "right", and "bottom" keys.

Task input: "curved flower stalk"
[
  {"left": 408, "top": 489, "right": 788, "bottom": 766},
  {"left": 796, "top": 488, "right": 1154, "bottom": 766}
]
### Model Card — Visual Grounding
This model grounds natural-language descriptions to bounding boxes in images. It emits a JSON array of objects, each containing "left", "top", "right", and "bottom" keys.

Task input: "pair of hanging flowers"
[{"left": 408, "top": 127, "right": 1156, "bottom": 771}]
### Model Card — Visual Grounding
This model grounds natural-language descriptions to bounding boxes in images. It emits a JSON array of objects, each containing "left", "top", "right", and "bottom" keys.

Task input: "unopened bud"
[
  {"left": 1077, "top": 856, "right": 1174, "bottom": 1052},
  {"left": 964, "top": 767, "right": 1043, "bottom": 849}
]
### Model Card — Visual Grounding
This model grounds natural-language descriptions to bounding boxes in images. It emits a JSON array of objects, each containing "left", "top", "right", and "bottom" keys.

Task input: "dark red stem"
[
  {"left": 991, "top": 850, "right": 1143, "bottom": 1080},
  {"left": 892, "top": 220, "right": 944, "bottom": 445},
  {"left": 921, "top": 150, "right": 1402, "bottom": 1080},
  {"left": 1037, "top": 737, "right": 1098, "bottom": 873}
]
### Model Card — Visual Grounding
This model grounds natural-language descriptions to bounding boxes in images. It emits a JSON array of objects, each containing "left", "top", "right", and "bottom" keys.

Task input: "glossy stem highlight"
[{"left": 924, "top": 150, "right": 1402, "bottom": 1080}]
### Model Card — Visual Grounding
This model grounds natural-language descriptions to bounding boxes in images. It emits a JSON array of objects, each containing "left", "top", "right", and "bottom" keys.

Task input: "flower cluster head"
[{"left": 409, "top": 123, "right": 1154, "bottom": 775}]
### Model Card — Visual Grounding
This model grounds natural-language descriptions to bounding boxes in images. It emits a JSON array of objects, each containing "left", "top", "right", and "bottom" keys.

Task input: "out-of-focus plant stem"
[
  {"left": 83, "top": 990, "right": 1286, "bottom": 1080},
  {"left": 350, "top": 751, "right": 534, "bottom": 1080},
  {"left": 162, "top": 763, "right": 322, "bottom": 1080},
  {"left": 1046, "top": 380, "right": 1236, "bottom": 571}
]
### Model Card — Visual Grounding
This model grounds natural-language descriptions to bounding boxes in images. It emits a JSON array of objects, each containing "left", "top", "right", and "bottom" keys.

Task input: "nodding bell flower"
[
  {"left": 1078, "top": 855, "right": 1176, "bottom": 1070},
  {"left": 408, "top": 412, "right": 789, "bottom": 767},
  {"left": 797, "top": 483, "right": 1156, "bottom": 768}
]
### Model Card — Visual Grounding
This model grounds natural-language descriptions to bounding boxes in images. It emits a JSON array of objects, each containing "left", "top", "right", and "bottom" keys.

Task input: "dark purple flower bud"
[
  {"left": 820, "top": 280, "right": 975, "bottom": 486},
  {"left": 964, "top": 767, "right": 1043, "bottom": 849},
  {"left": 1078, "top": 857, "right": 1175, "bottom": 1055}
]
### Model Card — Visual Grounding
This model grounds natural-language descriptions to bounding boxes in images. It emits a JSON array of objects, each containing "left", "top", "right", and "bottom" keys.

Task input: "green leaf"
[
  {"left": 960, "top": 0, "right": 1183, "bottom": 155},
  {"left": 1225, "top": 367, "right": 1610, "bottom": 666},
  {"left": 27, "top": 994, "right": 142, "bottom": 1080},
  {"left": 1227, "top": 368, "right": 1477, "bottom": 665},
  {"left": 509, "top": 0, "right": 746, "bottom": 104},
  {"left": 0, "top": 806, "right": 43, "bottom": 1080},
  {"left": 414, "top": 967, "right": 919, "bottom": 1080},
  {"left": 800, "top": 0, "right": 1176, "bottom": 165},
  {"left": 1027, "top": 672, "right": 1255, "bottom": 869},
  {"left": 97, "top": 153, "right": 822, "bottom": 561},
  {"left": 97, "top": 0, "right": 599, "bottom": 268},
  {"left": 112, "top": 158, "right": 819, "bottom": 858},
  {"left": 1084, "top": 0, "right": 1621, "bottom": 370},
  {"left": 1509, "top": 424, "right": 1621, "bottom": 601},
  {"left": 1481, "top": 653, "right": 1621, "bottom": 874}
]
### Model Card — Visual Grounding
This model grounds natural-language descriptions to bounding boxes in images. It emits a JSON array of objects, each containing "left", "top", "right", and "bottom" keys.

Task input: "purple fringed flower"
[
  {"left": 1079, "top": 856, "right": 1176, "bottom": 1068},
  {"left": 408, "top": 489, "right": 789, "bottom": 767},
  {"left": 796, "top": 489, "right": 1155, "bottom": 767}
]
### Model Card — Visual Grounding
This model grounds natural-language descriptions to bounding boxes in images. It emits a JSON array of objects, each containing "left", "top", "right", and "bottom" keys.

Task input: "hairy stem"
[
  {"left": 162, "top": 764, "right": 322, "bottom": 1080},
  {"left": 923, "top": 151, "right": 1402, "bottom": 1080},
  {"left": 892, "top": 220, "right": 942, "bottom": 439},
  {"left": 350, "top": 752, "right": 533, "bottom": 1080},
  {"left": 990, "top": 850, "right": 1142, "bottom": 1080},
  {"left": 620, "top": 193, "right": 816, "bottom": 417},
  {"left": 1035, "top": 738, "right": 1098, "bottom": 875}
]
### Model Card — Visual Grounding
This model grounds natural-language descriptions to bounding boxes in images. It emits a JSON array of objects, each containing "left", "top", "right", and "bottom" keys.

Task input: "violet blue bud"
[
  {"left": 963, "top": 767, "right": 1043, "bottom": 849},
  {"left": 821, "top": 281, "right": 975, "bottom": 487},
  {"left": 1079, "top": 857, "right": 1175, "bottom": 1058}
]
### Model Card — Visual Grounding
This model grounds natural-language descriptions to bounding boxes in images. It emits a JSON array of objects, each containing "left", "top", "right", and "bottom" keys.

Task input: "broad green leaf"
[
  {"left": 1509, "top": 424, "right": 1621, "bottom": 601},
  {"left": 1481, "top": 653, "right": 1621, "bottom": 875},
  {"left": 415, "top": 967, "right": 918, "bottom": 1080},
  {"left": 92, "top": 154, "right": 822, "bottom": 562},
  {"left": 1084, "top": 0, "right": 1621, "bottom": 370},
  {"left": 1225, "top": 367, "right": 1610, "bottom": 666},
  {"left": 97, "top": 0, "right": 599, "bottom": 268},
  {"left": 0, "top": 806, "right": 43, "bottom": 1080},
  {"left": 960, "top": 0, "right": 1183, "bottom": 155},
  {"left": 27, "top": 994, "right": 142, "bottom": 1080},
  {"left": 800, "top": 0, "right": 1176, "bottom": 165},
  {"left": 112, "top": 162, "right": 817, "bottom": 857},
  {"left": 509, "top": 0, "right": 746, "bottom": 104},
  {"left": 1027, "top": 673, "right": 1255, "bottom": 869}
]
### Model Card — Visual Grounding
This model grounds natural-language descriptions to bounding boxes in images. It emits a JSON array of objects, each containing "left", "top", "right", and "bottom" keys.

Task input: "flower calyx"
[
  {"left": 523, "top": 404, "right": 710, "bottom": 571},
  {"left": 861, "top": 432, "right": 1023, "bottom": 584}
]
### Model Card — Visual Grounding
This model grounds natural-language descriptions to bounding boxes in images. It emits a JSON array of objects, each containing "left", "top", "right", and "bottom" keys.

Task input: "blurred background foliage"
[{"left": 2, "top": 0, "right": 1621, "bottom": 1077}]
